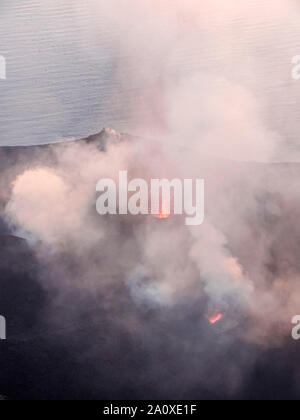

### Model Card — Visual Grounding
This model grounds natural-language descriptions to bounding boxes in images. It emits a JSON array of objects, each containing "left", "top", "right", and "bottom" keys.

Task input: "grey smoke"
[
  {"left": 1, "top": 0, "right": 300, "bottom": 399},
  {"left": 1, "top": 127, "right": 300, "bottom": 398}
]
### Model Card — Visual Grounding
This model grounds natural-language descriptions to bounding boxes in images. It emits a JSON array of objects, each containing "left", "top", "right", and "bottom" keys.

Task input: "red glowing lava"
[
  {"left": 209, "top": 313, "right": 223, "bottom": 324},
  {"left": 154, "top": 212, "right": 170, "bottom": 220},
  {"left": 153, "top": 205, "right": 170, "bottom": 219}
]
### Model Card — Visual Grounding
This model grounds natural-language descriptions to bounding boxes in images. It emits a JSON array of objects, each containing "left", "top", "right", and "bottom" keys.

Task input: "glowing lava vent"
[
  {"left": 154, "top": 211, "right": 170, "bottom": 220},
  {"left": 153, "top": 203, "right": 170, "bottom": 220},
  {"left": 209, "top": 313, "right": 223, "bottom": 324}
]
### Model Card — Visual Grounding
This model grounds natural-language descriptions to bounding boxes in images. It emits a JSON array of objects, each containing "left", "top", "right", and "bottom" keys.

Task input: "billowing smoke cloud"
[
  {"left": 86, "top": 0, "right": 300, "bottom": 160},
  {"left": 2, "top": 0, "right": 300, "bottom": 399}
]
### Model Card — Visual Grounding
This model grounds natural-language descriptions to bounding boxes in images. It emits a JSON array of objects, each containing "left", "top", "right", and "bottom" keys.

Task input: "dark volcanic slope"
[
  {"left": 0, "top": 129, "right": 300, "bottom": 400},
  {"left": 0, "top": 127, "right": 128, "bottom": 174},
  {"left": 0, "top": 128, "right": 129, "bottom": 234}
]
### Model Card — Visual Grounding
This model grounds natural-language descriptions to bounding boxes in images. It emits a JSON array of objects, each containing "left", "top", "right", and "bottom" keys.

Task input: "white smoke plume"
[{"left": 2, "top": 0, "right": 300, "bottom": 398}]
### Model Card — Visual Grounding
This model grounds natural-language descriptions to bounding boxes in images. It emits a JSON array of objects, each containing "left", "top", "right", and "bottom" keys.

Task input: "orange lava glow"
[
  {"left": 153, "top": 204, "right": 170, "bottom": 219},
  {"left": 209, "top": 313, "right": 223, "bottom": 324},
  {"left": 154, "top": 212, "right": 170, "bottom": 220}
]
